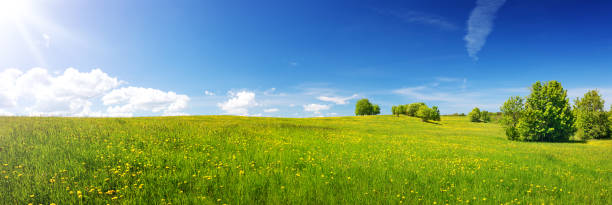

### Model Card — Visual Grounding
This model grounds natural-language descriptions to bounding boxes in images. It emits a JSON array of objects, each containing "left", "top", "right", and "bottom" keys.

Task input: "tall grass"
[{"left": 0, "top": 115, "right": 610, "bottom": 204}]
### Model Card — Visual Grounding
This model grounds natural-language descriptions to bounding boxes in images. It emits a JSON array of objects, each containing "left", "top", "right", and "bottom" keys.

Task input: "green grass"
[{"left": 1, "top": 115, "right": 611, "bottom": 204}]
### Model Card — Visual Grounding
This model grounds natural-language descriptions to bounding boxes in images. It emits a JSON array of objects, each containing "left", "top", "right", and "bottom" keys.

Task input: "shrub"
[
  {"left": 574, "top": 90, "right": 610, "bottom": 140},
  {"left": 517, "top": 81, "right": 575, "bottom": 142},
  {"left": 468, "top": 107, "right": 481, "bottom": 122},
  {"left": 501, "top": 96, "right": 524, "bottom": 140}
]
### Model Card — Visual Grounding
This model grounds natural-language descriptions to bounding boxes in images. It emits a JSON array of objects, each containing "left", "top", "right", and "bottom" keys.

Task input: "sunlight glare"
[{"left": 0, "top": 0, "right": 31, "bottom": 21}]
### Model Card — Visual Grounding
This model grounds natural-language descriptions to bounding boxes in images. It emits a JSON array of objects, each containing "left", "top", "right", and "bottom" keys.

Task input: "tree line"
[
  {"left": 499, "top": 81, "right": 611, "bottom": 141},
  {"left": 391, "top": 103, "right": 440, "bottom": 122}
]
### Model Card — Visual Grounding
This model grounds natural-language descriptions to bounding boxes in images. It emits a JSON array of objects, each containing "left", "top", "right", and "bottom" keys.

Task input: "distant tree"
[
  {"left": 416, "top": 106, "right": 433, "bottom": 122},
  {"left": 517, "top": 81, "right": 575, "bottom": 142},
  {"left": 501, "top": 96, "right": 524, "bottom": 140},
  {"left": 481, "top": 110, "right": 491, "bottom": 123},
  {"left": 355, "top": 99, "right": 381, "bottom": 116},
  {"left": 392, "top": 106, "right": 398, "bottom": 117},
  {"left": 407, "top": 103, "right": 425, "bottom": 116},
  {"left": 373, "top": 104, "right": 381, "bottom": 115},
  {"left": 355, "top": 99, "right": 374, "bottom": 116},
  {"left": 468, "top": 107, "right": 481, "bottom": 122},
  {"left": 574, "top": 90, "right": 610, "bottom": 140},
  {"left": 431, "top": 106, "right": 441, "bottom": 121}
]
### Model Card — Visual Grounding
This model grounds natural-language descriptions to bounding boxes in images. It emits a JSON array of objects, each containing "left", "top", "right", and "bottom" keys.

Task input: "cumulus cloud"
[
  {"left": 464, "top": 0, "right": 506, "bottom": 60},
  {"left": 0, "top": 67, "right": 191, "bottom": 117},
  {"left": 103, "top": 87, "right": 190, "bottom": 117},
  {"left": 0, "top": 67, "right": 121, "bottom": 116},
  {"left": 217, "top": 91, "right": 257, "bottom": 116},
  {"left": 264, "top": 108, "right": 279, "bottom": 113},
  {"left": 316, "top": 94, "right": 358, "bottom": 105},
  {"left": 303, "top": 104, "right": 330, "bottom": 114}
]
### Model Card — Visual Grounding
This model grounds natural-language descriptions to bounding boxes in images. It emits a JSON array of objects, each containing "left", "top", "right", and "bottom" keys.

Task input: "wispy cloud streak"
[{"left": 464, "top": 0, "right": 506, "bottom": 60}]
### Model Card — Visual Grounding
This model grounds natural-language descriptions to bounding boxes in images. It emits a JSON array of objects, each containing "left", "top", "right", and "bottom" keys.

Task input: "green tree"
[
  {"left": 574, "top": 90, "right": 610, "bottom": 140},
  {"left": 407, "top": 103, "right": 425, "bottom": 116},
  {"left": 372, "top": 104, "right": 381, "bottom": 115},
  {"left": 468, "top": 107, "right": 481, "bottom": 122},
  {"left": 431, "top": 106, "right": 441, "bottom": 121},
  {"left": 398, "top": 105, "right": 408, "bottom": 115},
  {"left": 481, "top": 111, "right": 491, "bottom": 123},
  {"left": 355, "top": 99, "right": 373, "bottom": 116},
  {"left": 517, "top": 81, "right": 575, "bottom": 142},
  {"left": 501, "top": 96, "right": 524, "bottom": 140},
  {"left": 392, "top": 106, "right": 398, "bottom": 117},
  {"left": 416, "top": 105, "right": 433, "bottom": 122}
]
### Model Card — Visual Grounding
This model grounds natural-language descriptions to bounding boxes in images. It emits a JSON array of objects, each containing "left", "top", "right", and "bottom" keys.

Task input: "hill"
[{"left": 1, "top": 116, "right": 611, "bottom": 204}]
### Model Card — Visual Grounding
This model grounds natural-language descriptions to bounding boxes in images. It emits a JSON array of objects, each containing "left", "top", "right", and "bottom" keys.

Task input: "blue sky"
[{"left": 1, "top": 0, "right": 612, "bottom": 117}]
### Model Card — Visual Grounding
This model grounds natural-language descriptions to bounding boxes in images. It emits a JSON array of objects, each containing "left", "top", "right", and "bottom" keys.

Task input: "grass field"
[{"left": 1, "top": 115, "right": 611, "bottom": 204}]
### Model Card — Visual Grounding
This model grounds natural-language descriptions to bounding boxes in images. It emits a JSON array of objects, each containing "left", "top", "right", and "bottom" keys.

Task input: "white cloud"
[
  {"left": 217, "top": 91, "right": 257, "bottom": 116},
  {"left": 317, "top": 94, "right": 358, "bottom": 105},
  {"left": 204, "top": 90, "right": 215, "bottom": 96},
  {"left": 0, "top": 67, "right": 191, "bottom": 117},
  {"left": 264, "top": 108, "right": 279, "bottom": 113},
  {"left": 103, "top": 87, "right": 190, "bottom": 116},
  {"left": 464, "top": 0, "right": 506, "bottom": 60},
  {"left": 303, "top": 104, "right": 331, "bottom": 114},
  {"left": 0, "top": 67, "right": 121, "bottom": 116}
]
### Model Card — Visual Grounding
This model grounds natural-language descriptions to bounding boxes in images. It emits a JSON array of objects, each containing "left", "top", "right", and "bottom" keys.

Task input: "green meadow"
[{"left": 1, "top": 115, "right": 611, "bottom": 204}]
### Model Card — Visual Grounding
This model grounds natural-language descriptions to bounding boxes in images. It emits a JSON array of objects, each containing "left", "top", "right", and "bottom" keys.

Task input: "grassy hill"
[{"left": 1, "top": 115, "right": 611, "bottom": 204}]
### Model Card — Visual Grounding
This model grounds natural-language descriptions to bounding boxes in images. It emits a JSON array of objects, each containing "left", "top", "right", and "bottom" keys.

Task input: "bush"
[
  {"left": 468, "top": 107, "right": 481, "bottom": 122},
  {"left": 517, "top": 81, "right": 575, "bottom": 142},
  {"left": 574, "top": 90, "right": 610, "bottom": 140},
  {"left": 355, "top": 99, "right": 381, "bottom": 116}
]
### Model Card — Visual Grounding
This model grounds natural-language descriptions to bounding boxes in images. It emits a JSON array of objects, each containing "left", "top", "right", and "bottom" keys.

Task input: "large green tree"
[
  {"left": 517, "top": 81, "right": 575, "bottom": 141},
  {"left": 574, "top": 90, "right": 610, "bottom": 139},
  {"left": 355, "top": 99, "right": 381, "bottom": 116},
  {"left": 373, "top": 104, "right": 381, "bottom": 115}
]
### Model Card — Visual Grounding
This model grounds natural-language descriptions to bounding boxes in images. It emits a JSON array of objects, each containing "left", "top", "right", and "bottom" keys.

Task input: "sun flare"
[{"left": 0, "top": 0, "right": 31, "bottom": 21}]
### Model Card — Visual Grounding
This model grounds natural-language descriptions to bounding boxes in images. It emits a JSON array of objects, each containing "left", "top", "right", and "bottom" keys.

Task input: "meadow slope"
[{"left": 0, "top": 116, "right": 611, "bottom": 204}]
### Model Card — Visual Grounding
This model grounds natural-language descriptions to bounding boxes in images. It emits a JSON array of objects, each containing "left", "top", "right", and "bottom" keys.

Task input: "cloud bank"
[
  {"left": 464, "top": 0, "right": 506, "bottom": 60},
  {"left": 0, "top": 67, "right": 190, "bottom": 117}
]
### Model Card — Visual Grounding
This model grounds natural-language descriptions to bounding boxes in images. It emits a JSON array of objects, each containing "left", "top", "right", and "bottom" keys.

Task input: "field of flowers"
[{"left": 0, "top": 115, "right": 611, "bottom": 204}]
